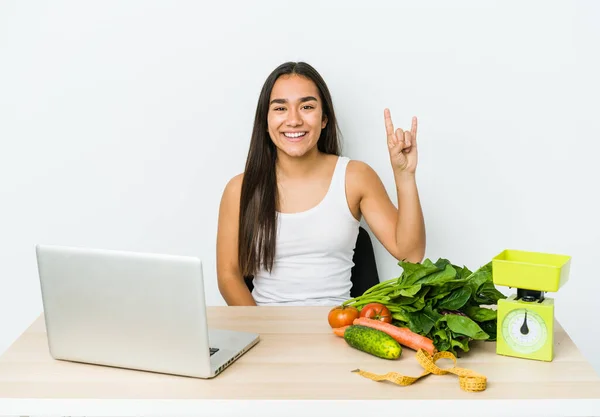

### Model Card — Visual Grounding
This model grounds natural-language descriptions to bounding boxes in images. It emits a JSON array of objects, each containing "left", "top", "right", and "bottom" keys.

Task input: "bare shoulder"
[
  {"left": 221, "top": 173, "right": 244, "bottom": 207},
  {"left": 225, "top": 173, "right": 244, "bottom": 192},
  {"left": 344, "top": 159, "right": 387, "bottom": 218},
  {"left": 347, "top": 159, "right": 383, "bottom": 191}
]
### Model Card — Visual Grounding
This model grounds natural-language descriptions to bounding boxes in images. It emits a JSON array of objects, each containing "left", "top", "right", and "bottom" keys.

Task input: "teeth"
[{"left": 284, "top": 132, "right": 306, "bottom": 138}]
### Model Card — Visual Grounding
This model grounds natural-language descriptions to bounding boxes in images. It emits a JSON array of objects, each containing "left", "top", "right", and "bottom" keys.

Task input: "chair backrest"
[
  {"left": 349, "top": 226, "right": 381, "bottom": 297},
  {"left": 243, "top": 226, "right": 380, "bottom": 299}
]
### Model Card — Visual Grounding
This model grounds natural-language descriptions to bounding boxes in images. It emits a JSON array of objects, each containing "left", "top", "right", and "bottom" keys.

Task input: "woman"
[{"left": 216, "top": 62, "right": 426, "bottom": 306}]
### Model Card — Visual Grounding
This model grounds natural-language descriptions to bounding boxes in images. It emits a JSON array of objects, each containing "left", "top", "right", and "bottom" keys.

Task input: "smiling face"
[{"left": 267, "top": 74, "right": 328, "bottom": 159}]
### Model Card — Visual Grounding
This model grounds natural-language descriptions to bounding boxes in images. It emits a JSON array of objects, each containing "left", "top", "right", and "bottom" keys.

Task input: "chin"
[
  {"left": 274, "top": 141, "right": 312, "bottom": 158},
  {"left": 280, "top": 149, "right": 309, "bottom": 158}
]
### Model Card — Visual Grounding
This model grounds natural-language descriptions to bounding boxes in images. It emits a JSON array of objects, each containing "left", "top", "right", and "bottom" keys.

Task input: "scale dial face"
[{"left": 501, "top": 308, "right": 548, "bottom": 354}]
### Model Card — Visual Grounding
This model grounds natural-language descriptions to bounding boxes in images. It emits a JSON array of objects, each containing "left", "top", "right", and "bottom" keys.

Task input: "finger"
[
  {"left": 411, "top": 116, "right": 418, "bottom": 143},
  {"left": 395, "top": 128, "right": 405, "bottom": 148},
  {"left": 388, "top": 127, "right": 399, "bottom": 149},
  {"left": 390, "top": 141, "right": 405, "bottom": 157},
  {"left": 404, "top": 130, "right": 412, "bottom": 149},
  {"left": 384, "top": 108, "right": 395, "bottom": 145}
]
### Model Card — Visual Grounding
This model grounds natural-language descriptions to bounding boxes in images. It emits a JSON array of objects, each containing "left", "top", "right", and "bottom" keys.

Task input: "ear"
[{"left": 321, "top": 115, "right": 328, "bottom": 129}]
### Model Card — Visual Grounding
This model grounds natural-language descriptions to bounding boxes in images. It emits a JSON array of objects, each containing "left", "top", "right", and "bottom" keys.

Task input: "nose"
[{"left": 286, "top": 107, "right": 303, "bottom": 126}]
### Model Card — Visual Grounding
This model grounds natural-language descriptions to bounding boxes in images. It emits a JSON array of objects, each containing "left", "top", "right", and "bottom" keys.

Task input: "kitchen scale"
[{"left": 492, "top": 249, "right": 571, "bottom": 362}]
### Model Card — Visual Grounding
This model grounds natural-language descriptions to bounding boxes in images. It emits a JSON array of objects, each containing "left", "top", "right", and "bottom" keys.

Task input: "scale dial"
[{"left": 501, "top": 308, "right": 548, "bottom": 354}]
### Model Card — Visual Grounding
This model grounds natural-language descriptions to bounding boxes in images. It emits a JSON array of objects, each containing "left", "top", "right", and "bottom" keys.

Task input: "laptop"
[{"left": 34, "top": 244, "right": 260, "bottom": 379}]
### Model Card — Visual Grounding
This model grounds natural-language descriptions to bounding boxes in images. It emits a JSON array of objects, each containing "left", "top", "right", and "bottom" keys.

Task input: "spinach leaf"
[
  {"left": 405, "top": 306, "right": 442, "bottom": 334},
  {"left": 434, "top": 258, "right": 452, "bottom": 269},
  {"left": 465, "top": 262, "right": 497, "bottom": 301},
  {"left": 391, "top": 295, "right": 419, "bottom": 305},
  {"left": 437, "top": 286, "right": 472, "bottom": 310},
  {"left": 451, "top": 336, "right": 471, "bottom": 353},
  {"left": 400, "top": 298, "right": 426, "bottom": 312},
  {"left": 474, "top": 281, "right": 506, "bottom": 305},
  {"left": 432, "top": 328, "right": 451, "bottom": 352},
  {"left": 478, "top": 320, "right": 498, "bottom": 341},
  {"left": 462, "top": 305, "right": 497, "bottom": 322},
  {"left": 453, "top": 264, "right": 473, "bottom": 280},
  {"left": 417, "top": 264, "right": 458, "bottom": 286},
  {"left": 398, "top": 259, "right": 440, "bottom": 287},
  {"left": 440, "top": 315, "right": 490, "bottom": 340},
  {"left": 427, "top": 281, "right": 466, "bottom": 299},
  {"left": 397, "top": 284, "right": 422, "bottom": 297}
]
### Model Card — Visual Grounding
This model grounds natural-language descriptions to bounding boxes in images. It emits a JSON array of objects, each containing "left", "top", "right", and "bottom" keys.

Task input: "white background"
[{"left": 1, "top": 0, "right": 599, "bottom": 378}]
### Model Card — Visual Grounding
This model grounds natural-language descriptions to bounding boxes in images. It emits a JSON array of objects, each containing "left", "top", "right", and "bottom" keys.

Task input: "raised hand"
[{"left": 384, "top": 108, "right": 418, "bottom": 175}]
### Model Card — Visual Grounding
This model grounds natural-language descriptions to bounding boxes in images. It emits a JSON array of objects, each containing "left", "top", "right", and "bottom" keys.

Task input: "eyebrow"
[{"left": 269, "top": 96, "right": 318, "bottom": 105}]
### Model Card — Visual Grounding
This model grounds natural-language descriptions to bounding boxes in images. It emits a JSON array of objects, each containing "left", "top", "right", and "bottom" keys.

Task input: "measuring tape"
[{"left": 351, "top": 348, "right": 487, "bottom": 392}]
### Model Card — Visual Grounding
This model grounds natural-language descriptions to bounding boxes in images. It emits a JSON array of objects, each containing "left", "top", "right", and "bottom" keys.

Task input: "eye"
[
  {"left": 273, "top": 107, "right": 286, "bottom": 111},
  {"left": 302, "top": 105, "right": 315, "bottom": 110}
]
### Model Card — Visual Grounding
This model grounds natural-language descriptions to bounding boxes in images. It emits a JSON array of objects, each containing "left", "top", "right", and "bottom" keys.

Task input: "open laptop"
[{"left": 35, "top": 244, "right": 259, "bottom": 379}]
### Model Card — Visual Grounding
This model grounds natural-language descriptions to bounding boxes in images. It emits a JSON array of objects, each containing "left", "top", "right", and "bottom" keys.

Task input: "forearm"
[
  {"left": 394, "top": 172, "right": 426, "bottom": 263},
  {"left": 218, "top": 275, "right": 257, "bottom": 306}
]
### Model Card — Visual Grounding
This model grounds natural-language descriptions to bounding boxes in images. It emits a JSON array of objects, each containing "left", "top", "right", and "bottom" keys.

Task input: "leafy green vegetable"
[
  {"left": 342, "top": 258, "right": 506, "bottom": 355},
  {"left": 405, "top": 305, "right": 442, "bottom": 334},
  {"left": 436, "top": 286, "right": 472, "bottom": 310},
  {"left": 463, "top": 305, "right": 497, "bottom": 322},
  {"left": 439, "top": 315, "right": 489, "bottom": 340},
  {"left": 478, "top": 320, "right": 498, "bottom": 341},
  {"left": 473, "top": 281, "right": 506, "bottom": 305}
]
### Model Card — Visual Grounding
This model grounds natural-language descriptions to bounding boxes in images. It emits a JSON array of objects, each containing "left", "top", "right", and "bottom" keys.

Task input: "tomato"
[
  {"left": 328, "top": 305, "right": 360, "bottom": 328},
  {"left": 359, "top": 302, "right": 392, "bottom": 323}
]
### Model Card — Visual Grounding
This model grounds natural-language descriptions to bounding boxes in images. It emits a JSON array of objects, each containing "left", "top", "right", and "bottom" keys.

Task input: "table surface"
[{"left": 1, "top": 306, "right": 599, "bottom": 416}]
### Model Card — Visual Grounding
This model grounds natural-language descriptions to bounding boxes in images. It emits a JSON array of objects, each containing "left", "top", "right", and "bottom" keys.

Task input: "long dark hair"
[{"left": 238, "top": 62, "right": 341, "bottom": 277}]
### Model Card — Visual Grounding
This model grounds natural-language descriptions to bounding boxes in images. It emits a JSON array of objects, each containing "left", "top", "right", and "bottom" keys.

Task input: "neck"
[{"left": 275, "top": 149, "right": 325, "bottom": 180}]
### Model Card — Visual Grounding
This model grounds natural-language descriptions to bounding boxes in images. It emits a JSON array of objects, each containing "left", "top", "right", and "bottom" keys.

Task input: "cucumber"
[{"left": 343, "top": 324, "right": 402, "bottom": 360}]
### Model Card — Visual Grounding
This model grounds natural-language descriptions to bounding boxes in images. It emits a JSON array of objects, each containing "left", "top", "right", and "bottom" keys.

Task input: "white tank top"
[{"left": 251, "top": 156, "right": 360, "bottom": 306}]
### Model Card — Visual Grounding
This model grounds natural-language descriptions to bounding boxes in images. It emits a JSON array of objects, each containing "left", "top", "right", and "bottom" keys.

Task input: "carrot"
[
  {"left": 332, "top": 325, "right": 350, "bottom": 337},
  {"left": 353, "top": 318, "right": 436, "bottom": 355}
]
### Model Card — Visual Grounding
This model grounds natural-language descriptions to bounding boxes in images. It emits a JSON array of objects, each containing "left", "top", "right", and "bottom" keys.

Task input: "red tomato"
[
  {"left": 359, "top": 303, "right": 392, "bottom": 323},
  {"left": 328, "top": 305, "right": 360, "bottom": 328}
]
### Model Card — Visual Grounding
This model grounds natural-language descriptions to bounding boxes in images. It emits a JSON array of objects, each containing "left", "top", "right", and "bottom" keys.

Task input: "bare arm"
[
  {"left": 392, "top": 172, "right": 426, "bottom": 262},
  {"left": 216, "top": 174, "right": 257, "bottom": 306},
  {"left": 352, "top": 110, "right": 426, "bottom": 263},
  {"left": 352, "top": 162, "right": 426, "bottom": 263}
]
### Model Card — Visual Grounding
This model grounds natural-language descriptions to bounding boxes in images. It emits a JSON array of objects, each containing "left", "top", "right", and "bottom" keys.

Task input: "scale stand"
[
  {"left": 492, "top": 250, "right": 571, "bottom": 362},
  {"left": 516, "top": 289, "right": 545, "bottom": 303}
]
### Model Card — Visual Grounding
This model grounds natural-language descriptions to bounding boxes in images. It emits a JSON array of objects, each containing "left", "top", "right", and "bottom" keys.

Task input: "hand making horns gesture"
[{"left": 384, "top": 108, "right": 418, "bottom": 174}]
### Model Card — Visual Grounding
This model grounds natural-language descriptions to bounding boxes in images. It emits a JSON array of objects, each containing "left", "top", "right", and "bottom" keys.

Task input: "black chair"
[{"left": 244, "top": 226, "right": 380, "bottom": 298}]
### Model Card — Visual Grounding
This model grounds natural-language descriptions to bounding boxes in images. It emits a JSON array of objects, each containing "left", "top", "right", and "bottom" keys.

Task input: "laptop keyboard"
[{"left": 209, "top": 347, "right": 219, "bottom": 356}]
